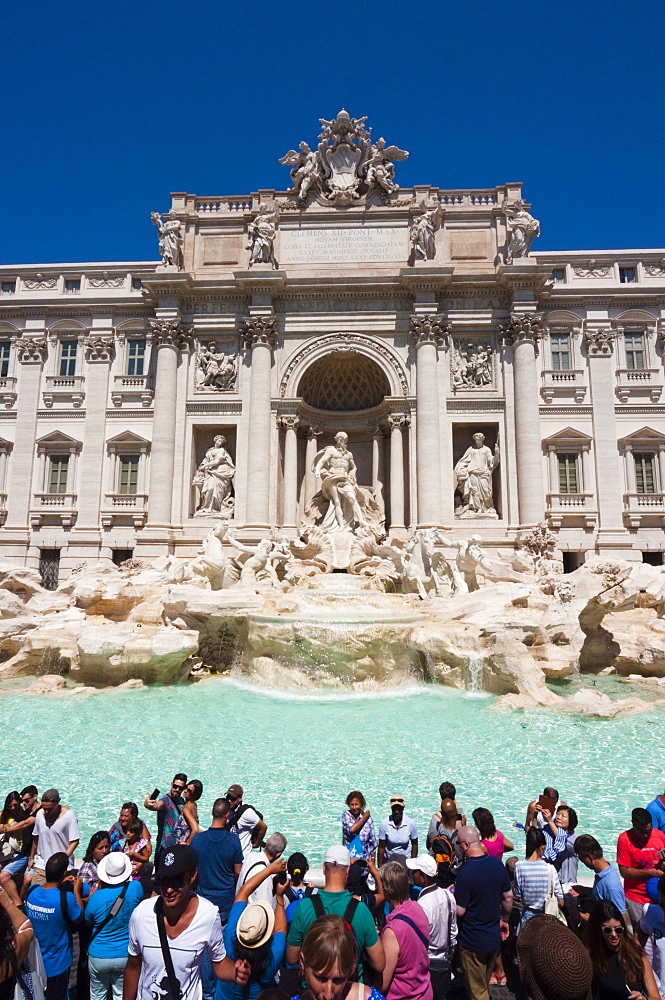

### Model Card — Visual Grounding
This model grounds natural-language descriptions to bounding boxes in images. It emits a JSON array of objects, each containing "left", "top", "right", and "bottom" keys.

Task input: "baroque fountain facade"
[{"left": 1, "top": 110, "right": 665, "bottom": 714}]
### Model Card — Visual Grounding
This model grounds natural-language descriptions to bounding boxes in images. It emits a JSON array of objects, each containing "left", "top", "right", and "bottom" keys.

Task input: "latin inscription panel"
[{"left": 280, "top": 227, "right": 406, "bottom": 264}]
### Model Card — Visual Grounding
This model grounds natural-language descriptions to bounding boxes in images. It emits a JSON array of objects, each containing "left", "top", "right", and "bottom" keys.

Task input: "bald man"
[{"left": 454, "top": 826, "right": 513, "bottom": 1000}]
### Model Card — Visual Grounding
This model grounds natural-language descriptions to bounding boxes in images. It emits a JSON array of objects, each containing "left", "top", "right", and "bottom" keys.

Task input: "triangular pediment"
[
  {"left": 542, "top": 426, "right": 592, "bottom": 446},
  {"left": 106, "top": 431, "right": 151, "bottom": 447},
  {"left": 35, "top": 430, "right": 82, "bottom": 448},
  {"left": 619, "top": 426, "right": 665, "bottom": 445}
]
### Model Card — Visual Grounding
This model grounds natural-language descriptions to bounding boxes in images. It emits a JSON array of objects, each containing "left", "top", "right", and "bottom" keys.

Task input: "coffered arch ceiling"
[{"left": 298, "top": 351, "right": 391, "bottom": 411}]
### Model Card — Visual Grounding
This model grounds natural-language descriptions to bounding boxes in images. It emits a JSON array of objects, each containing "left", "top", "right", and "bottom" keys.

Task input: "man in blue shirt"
[
  {"left": 24, "top": 852, "right": 84, "bottom": 1000},
  {"left": 455, "top": 826, "right": 512, "bottom": 1000},
  {"left": 574, "top": 834, "right": 627, "bottom": 917},
  {"left": 647, "top": 789, "right": 665, "bottom": 832},
  {"left": 191, "top": 798, "right": 243, "bottom": 1000}
]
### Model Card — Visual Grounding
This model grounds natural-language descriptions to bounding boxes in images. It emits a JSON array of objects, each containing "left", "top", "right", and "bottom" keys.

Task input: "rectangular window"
[
  {"left": 39, "top": 549, "right": 60, "bottom": 591},
  {"left": 625, "top": 332, "right": 645, "bottom": 370},
  {"left": 1, "top": 282, "right": 15, "bottom": 295},
  {"left": 48, "top": 456, "right": 69, "bottom": 495},
  {"left": 619, "top": 266, "right": 636, "bottom": 284},
  {"left": 118, "top": 456, "right": 139, "bottom": 495},
  {"left": 0, "top": 342, "right": 10, "bottom": 377},
  {"left": 550, "top": 333, "right": 571, "bottom": 371},
  {"left": 127, "top": 340, "right": 146, "bottom": 376},
  {"left": 551, "top": 268, "right": 565, "bottom": 283},
  {"left": 557, "top": 453, "right": 579, "bottom": 494},
  {"left": 634, "top": 453, "right": 656, "bottom": 494},
  {"left": 64, "top": 279, "right": 80, "bottom": 294},
  {"left": 59, "top": 341, "right": 77, "bottom": 376}
]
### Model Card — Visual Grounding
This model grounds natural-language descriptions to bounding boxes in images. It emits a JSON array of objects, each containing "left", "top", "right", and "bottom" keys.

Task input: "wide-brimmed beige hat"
[
  {"left": 97, "top": 852, "right": 132, "bottom": 885},
  {"left": 236, "top": 901, "right": 275, "bottom": 948}
]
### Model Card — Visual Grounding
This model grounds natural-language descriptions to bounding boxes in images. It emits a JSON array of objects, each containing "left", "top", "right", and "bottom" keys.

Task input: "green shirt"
[{"left": 287, "top": 889, "right": 379, "bottom": 980}]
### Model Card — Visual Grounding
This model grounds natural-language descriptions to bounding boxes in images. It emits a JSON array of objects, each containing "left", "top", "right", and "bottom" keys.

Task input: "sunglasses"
[
  {"left": 171, "top": 784, "right": 186, "bottom": 792},
  {"left": 159, "top": 873, "right": 191, "bottom": 889},
  {"left": 602, "top": 925, "right": 624, "bottom": 937}
]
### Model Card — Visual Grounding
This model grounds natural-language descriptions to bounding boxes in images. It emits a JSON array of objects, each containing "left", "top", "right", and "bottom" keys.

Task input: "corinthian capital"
[
  {"left": 410, "top": 313, "right": 448, "bottom": 348},
  {"left": 83, "top": 336, "right": 115, "bottom": 363},
  {"left": 498, "top": 312, "right": 543, "bottom": 345},
  {"left": 278, "top": 414, "right": 300, "bottom": 431},
  {"left": 15, "top": 338, "right": 47, "bottom": 363},
  {"left": 150, "top": 319, "right": 192, "bottom": 351},
  {"left": 583, "top": 326, "right": 615, "bottom": 355},
  {"left": 387, "top": 413, "right": 410, "bottom": 431},
  {"left": 241, "top": 316, "right": 276, "bottom": 349}
]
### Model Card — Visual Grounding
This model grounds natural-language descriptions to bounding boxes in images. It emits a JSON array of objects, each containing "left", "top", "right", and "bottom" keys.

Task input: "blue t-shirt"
[
  {"left": 191, "top": 828, "right": 243, "bottom": 912},
  {"left": 85, "top": 880, "right": 145, "bottom": 959},
  {"left": 593, "top": 864, "right": 627, "bottom": 912},
  {"left": 215, "top": 901, "right": 286, "bottom": 1000},
  {"left": 647, "top": 797, "right": 665, "bottom": 832},
  {"left": 454, "top": 854, "right": 511, "bottom": 953},
  {"left": 25, "top": 886, "right": 82, "bottom": 976}
]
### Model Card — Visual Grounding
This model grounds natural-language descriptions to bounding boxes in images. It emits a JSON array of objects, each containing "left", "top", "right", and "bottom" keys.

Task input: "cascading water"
[{"left": 466, "top": 654, "right": 485, "bottom": 695}]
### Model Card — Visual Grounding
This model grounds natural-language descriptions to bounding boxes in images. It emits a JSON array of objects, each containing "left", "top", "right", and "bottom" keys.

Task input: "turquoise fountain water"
[{"left": 3, "top": 677, "right": 663, "bottom": 862}]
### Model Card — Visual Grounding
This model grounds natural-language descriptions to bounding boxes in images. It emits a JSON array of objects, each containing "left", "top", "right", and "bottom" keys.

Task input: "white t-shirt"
[
  {"left": 416, "top": 884, "right": 457, "bottom": 964},
  {"left": 640, "top": 902, "right": 665, "bottom": 991},
  {"left": 237, "top": 851, "right": 274, "bottom": 909},
  {"left": 128, "top": 895, "right": 226, "bottom": 1000},
  {"left": 33, "top": 807, "right": 80, "bottom": 870},
  {"left": 229, "top": 806, "right": 261, "bottom": 859}
]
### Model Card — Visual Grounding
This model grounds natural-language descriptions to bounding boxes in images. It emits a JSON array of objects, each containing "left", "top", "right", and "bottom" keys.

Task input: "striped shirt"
[
  {"left": 543, "top": 826, "right": 568, "bottom": 863},
  {"left": 513, "top": 859, "right": 563, "bottom": 926}
]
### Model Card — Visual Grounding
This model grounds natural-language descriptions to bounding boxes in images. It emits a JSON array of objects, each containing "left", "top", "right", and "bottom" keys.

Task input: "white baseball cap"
[
  {"left": 406, "top": 855, "right": 438, "bottom": 878},
  {"left": 324, "top": 845, "right": 351, "bottom": 866}
]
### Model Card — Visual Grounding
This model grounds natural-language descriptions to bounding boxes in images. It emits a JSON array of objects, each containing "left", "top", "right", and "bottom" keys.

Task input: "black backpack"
[{"left": 310, "top": 895, "right": 361, "bottom": 980}]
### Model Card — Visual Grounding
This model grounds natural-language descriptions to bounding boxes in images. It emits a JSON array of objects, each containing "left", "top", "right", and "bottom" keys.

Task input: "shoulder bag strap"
[
  {"left": 310, "top": 893, "right": 325, "bottom": 919},
  {"left": 392, "top": 913, "right": 428, "bottom": 950},
  {"left": 90, "top": 881, "right": 129, "bottom": 941},
  {"left": 241, "top": 860, "right": 267, "bottom": 885},
  {"left": 155, "top": 897, "right": 181, "bottom": 1000},
  {"left": 343, "top": 897, "right": 360, "bottom": 926}
]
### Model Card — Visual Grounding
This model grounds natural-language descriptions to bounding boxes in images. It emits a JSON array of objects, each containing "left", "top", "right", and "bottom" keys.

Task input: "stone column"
[
  {"left": 547, "top": 445, "right": 558, "bottom": 495},
  {"left": 388, "top": 414, "right": 409, "bottom": 531},
  {"left": 279, "top": 415, "right": 299, "bottom": 529},
  {"left": 500, "top": 314, "right": 545, "bottom": 526},
  {"left": 581, "top": 445, "right": 592, "bottom": 494},
  {"left": 623, "top": 444, "right": 636, "bottom": 493},
  {"left": 410, "top": 314, "right": 447, "bottom": 527},
  {"left": 243, "top": 317, "right": 275, "bottom": 527},
  {"left": 304, "top": 426, "right": 322, "bottom": 507},
  {"left": 147, "top": 321, "right": 187, "bottom": 527},
  {"left": 76, "top": 334, "right": 114, "bottom": 529},
  {"left": 584, "top": 327, "right": 626, "bottom": 532},
  {"left": 5, "top": 336, "right": 47, "bottom": 529},
  {"left": 368, "top": 422, "right": 386, "bottom": 510},
  {"left": 658, "top": 445, "right": 665, "bottom": 495}
]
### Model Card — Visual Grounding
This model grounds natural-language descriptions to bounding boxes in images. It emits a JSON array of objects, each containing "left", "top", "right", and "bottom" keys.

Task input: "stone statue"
[
  {"left": 454, "top": 432, "right": 500, "bottom": 518},
  {"left": 278, "top": 142, "right": 321, "bottom": 203},
  {"left": 193, "top": 435, "right": 235, "bottom": 516},
  {"left": 397, "top": 529, "right": 452, "bottom": 600},
  {"left": 454, "top": 535, "right": 492, "bottom": 593},
  {"left": 364, "top": 137, "right": 409, "bottom": 199},
  {"left": 279, "top": 110, "right": 408, "bottom": 206},
  {"left": 409, "top": 206, "right": 441, "bottom": 262},
  {"left": 170, "top": 522, "right": 239, "bottom": 590},
  {"left": 503, "top": 199, "right": 540, "bottom": 262},
  {"left": 451, "top": 342, "right": 492, "bottom": 389},
  {"left": 227, "top": 534, "right": 290, "bottom": 590},
  {"left": 247, "top": 203, "right": 277, "bottom": 267},
  {"left": 151, "top": 212, "right": 183, "bottom": 269},
  {"left": 285, "top": 526, "right": 333, "bottom": 585},
  {"left": 197, "top": 343, "right": 236, "bottom": 391},
  {"left": 307, "top": 431, "right": 386, "bottom": 537}
]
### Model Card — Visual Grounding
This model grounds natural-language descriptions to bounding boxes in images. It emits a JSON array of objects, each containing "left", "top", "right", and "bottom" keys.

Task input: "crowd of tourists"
[{"left": 0, "top": 777, "right": 664, "bottom": 1000}]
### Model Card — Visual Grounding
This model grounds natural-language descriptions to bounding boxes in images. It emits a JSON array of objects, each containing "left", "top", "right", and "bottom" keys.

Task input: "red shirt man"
[{"left": 617, "top": 808, "right": 665, "bottom": 922}]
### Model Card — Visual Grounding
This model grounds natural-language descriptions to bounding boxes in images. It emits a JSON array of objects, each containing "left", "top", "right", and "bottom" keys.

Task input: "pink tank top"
[
  {"left": 383, "top": 900, "right": 433, "bottom": 1000},
  {"left": 482, "top": 830, "right": 506, "bottom": 858}
]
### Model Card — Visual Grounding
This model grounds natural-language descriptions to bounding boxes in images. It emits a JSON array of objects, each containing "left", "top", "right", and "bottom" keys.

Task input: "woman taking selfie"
[{"left": 586, "top": 899, "right": 659, "bottom": 1000}]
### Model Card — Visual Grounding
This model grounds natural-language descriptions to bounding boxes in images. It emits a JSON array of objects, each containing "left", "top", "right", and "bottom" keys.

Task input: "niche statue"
[
  {"left": 193, "top": 435, "right": 235, "bottom": 517},
  {"left": 453, "top": 432, "right": 500, "bottom": 519}
]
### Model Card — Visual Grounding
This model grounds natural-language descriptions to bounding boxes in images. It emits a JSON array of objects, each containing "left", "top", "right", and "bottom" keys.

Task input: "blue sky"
[{"left": 3, "top": 0, "right": 663, "bottom": 264}]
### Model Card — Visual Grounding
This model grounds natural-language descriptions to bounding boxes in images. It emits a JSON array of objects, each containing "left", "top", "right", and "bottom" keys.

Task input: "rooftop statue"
[
  {"left": 247, "top": 202, "right": 278, "bottom": 268},
  {"left": 409, "top": 205, "right": 442, "bottom": 263},
  {"left": 150, "top": 212, "right": 183, "bottom": 269},
  {"left": 279, "top": 109, "right": 408, "bottom": 206},
  {"left": 502, "top": 198, "right": 540, "bottom": 262}
]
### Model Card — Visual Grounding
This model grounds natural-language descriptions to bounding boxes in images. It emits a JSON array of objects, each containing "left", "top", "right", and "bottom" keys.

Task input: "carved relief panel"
[
  {"left": 195, "top": 340, "right": 239, "bottom": 392},
  {"left": 450, "top": 337, "right": 495, "bottom": 391}
]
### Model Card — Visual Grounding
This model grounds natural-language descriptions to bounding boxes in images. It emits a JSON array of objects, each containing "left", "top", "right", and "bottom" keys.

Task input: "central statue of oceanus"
[{"left": 305, "top": 431, "right": 384, "bottom": 536}]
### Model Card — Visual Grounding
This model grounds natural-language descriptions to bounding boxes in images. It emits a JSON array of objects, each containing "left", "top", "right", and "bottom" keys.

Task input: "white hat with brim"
[
  {"left": 406, "top": 855, "right": 438, "bottom": 878},
  {"left": 236, "top": 900, "right": 275, "bottom": 948},
  {"left": 97, "top": 852, "right": 133, "bottom": 885}
]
